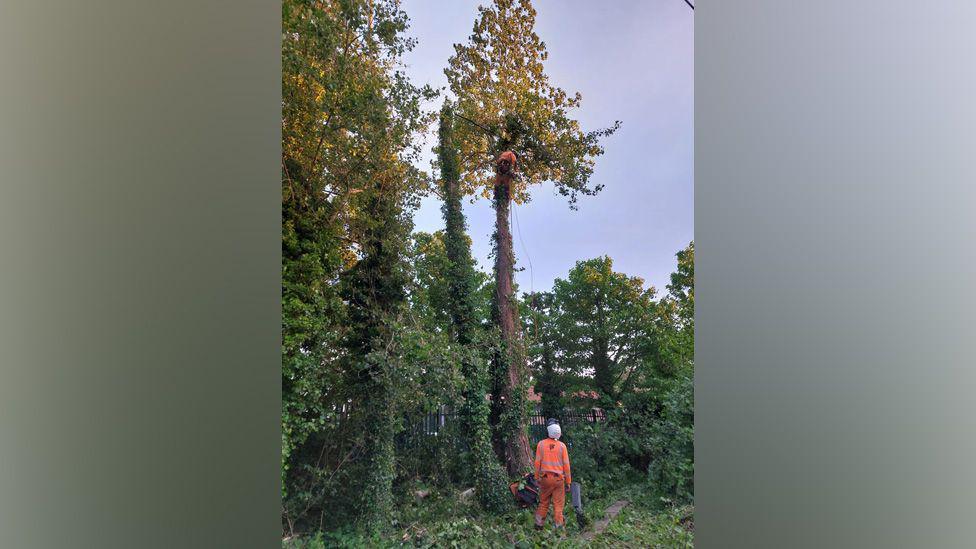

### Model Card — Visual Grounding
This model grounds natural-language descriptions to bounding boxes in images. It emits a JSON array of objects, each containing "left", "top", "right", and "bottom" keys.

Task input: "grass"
[{"left": 283, "top": 476, "right": 693, "bottom": 548}]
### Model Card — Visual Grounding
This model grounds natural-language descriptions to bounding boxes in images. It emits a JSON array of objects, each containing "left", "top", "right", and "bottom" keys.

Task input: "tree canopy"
[
  {"left": 445, "top": 0, "right": 620, "bottom": 206},
  {"left": 548, "top": 257, "right": 659, "bottom": 404}
]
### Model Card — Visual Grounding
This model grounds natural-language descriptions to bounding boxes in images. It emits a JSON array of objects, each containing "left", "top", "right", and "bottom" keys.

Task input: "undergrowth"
[{"left": 282, "top": 475, "right": 693, "bottom": 548}]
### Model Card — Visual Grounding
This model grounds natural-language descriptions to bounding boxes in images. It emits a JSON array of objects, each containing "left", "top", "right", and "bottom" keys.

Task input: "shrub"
[
  {"left": 562, "top": 371, "right": 694, "bottom": 504},
  {"left": 647, "top": 371, "right": 694, "bottom": 503}
]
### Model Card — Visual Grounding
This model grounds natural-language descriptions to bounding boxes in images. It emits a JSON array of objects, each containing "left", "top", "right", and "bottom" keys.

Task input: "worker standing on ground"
[{"left": 534, "top": 419, "right": 572, "bottom": 530}]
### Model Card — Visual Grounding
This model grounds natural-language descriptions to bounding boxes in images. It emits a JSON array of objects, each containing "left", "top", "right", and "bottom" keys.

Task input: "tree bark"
[{"left": 491, "top": 159, "right": 533, "bottom": 476}]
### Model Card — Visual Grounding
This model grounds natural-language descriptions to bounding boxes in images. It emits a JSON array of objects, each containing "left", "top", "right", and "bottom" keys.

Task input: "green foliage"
[
  {"left": 668, "top": 242, "right": 694, "bottom": 327},
  {"left": 561, "top": 368, "right": 693, "bottom": 505},
  {"left": 282, "top": 480, "right": 694, "bottom": 548},
  {"left": 283, "top": 423, "right": 364, "bottom": 533},
  {"left": 438, "top": 103, "right": 512, "bottom": 512},
  {"left": 495, "top": 353, "right": 532, "bottom": 470},
  {"left": 437, "top": 103, "right": 485, "bottom": 350},
  {"left": 281, "top": 0, "right": 436, "bottom": 535},
  {"left": 549, "top": 257, "right": 660, "bottom": 405},
  {"left": 560, "top": 422, "right": 620, "bottom": 486},
  {"left": 280, "top": 0, "right": 691, "bottom": 538},
  {"left": 652, "top": 242, "right": 694, "bottom": 375},
  {"left": 525, "top": 292, "right": 567, "bottom": 420},
  {"left": 341, "top": 188, "right": 411, "bottom": 533},
  {"left": 445, "top": 0, "right": 620, "bottom": 206},
  {"left": 463, "top": 346, "right": 513, "bottom": 513},
  {"left": 646, "top": 371, "right": 694, "bottom": 503},
  {"left": 599, "top": 504, "right": 695, "bottom": 548}
]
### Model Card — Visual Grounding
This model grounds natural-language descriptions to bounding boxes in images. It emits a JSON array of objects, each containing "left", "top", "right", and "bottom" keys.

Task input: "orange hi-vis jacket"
[{"left": 534, "top": 438, "right": 571, "bottom": 485}]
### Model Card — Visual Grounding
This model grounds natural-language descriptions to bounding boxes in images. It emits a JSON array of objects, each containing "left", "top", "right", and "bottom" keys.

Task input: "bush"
[
  {"left": 562, "top": 421, "right": 619, "bottom": 487},
  {"left": 647, "top": 371, "right": 694, "bottom": 503},
  {"left": 561, "top": 371, "right": 694, "bottom": 504},
  {"left": 282, "top": 424, "right": 365, "bottom": 534}
]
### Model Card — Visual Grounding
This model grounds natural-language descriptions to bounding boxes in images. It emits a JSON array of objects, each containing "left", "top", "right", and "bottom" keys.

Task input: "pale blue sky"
[{"left": 401, "top": 0, "right": 693, "bottom": 296}]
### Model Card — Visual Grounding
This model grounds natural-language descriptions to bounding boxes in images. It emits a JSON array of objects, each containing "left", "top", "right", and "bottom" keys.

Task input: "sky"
[{"left": 400, "top": 0, "right": 693, "bottom": 296}]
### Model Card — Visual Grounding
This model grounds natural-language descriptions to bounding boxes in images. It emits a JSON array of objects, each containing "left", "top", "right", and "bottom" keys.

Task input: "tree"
[
  {"left": 647, "top": 242, "right": 694, "bottom": 500},
  {"left": 281, "top": 0, "right": 434, "bottom": 534},
  {"left": 341, "top": 188, "right": 410, "bottom": 533},
  {"left": 525, "top": 291, "right": 566, "bottom": 420},
  {"left": 281, "top": 0, "right": 352, "bottom": 498},
  {"left": 445, "top": 0, "right": 620, "bottom": 204},
  {"left": 652, "top": 241, "right": 694, "bottom": 375},
  {"left": 437, "top": 103, "right": 511, "bottom": 511},
  {"left": 550, "top": 257, "right": 658, "bottom": 406},
  {"left": 669, "top": 241, "right": 694, "bottom": 332},
  {"left": 445, "top": 0, "right": 619, "bottom": 476}
]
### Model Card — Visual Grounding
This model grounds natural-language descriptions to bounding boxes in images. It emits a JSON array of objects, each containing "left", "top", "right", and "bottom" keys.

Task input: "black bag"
[{"left": 509, "top": 473, "right": 540, "bottom": 507}]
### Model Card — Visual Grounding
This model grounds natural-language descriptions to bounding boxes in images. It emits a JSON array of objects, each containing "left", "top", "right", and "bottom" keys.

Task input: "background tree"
[
  {"left": 282, "top": 0, "right": 354, "bottom": 498},
  {"left": 652, "top": 241, "right": 694, "bottom": 499},
  {"left": 525, "top": 291, "right": 566, "bottom": 420},
  {"left": 550, "top": 257, "right": 658, "bottom": 407},
  {"left": 613, "top": 243, "right": 693, "bottom": 499},
  {"left": 669, "top": 242, "right": 694, "bottom": 323},
  {"left": 650, "top": 241, "right": 694, "bottom": 375},
  {"left": 668, "top": 241, "right": 694, "bottom": 364},
  {"left": 407, "top": 231, "right": 453, "bottom": 333},
  {"left": 445, "top": 0, "right": 619, "bottom": 476}
]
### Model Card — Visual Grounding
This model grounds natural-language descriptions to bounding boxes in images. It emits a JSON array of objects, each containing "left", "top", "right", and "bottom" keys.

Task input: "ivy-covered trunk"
[
  {"left": 490, "top": 154, "right": 533, "bottom": 477},
  {"left": 343, "top": 190, "right": 409, "bottom": 533},
  {"left": 359, "top": 376, "right": 396, "bottom": 530},
  {"left": 439, "top": 105, "right": 511, "bottom": 511}
]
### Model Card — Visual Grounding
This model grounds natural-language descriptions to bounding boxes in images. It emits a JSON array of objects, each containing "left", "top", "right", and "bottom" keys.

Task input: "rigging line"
[
  {"left": 683, "top": 0, "right": 694, "bottom": 9},
  {"left": 512, "top": 199, "right": 534, "bottom": 297},
  {"left": 511, "top": 200, "right": 538, "bottom": 350}
]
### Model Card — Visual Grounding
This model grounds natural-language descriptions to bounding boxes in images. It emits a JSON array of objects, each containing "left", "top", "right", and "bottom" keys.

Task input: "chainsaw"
[{"left": 569, "top": 482, "right": 587, "bottom": 528}]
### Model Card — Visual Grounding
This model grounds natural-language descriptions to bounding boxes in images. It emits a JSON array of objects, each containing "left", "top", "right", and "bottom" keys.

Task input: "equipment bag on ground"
[{"left": 509, "top": 473, "right": 540, "bottom": 507}]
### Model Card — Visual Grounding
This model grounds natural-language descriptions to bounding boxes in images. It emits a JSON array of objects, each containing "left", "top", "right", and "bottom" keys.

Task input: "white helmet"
[{"left": 546, "top": 419, "right": 561, "bottom": 440}]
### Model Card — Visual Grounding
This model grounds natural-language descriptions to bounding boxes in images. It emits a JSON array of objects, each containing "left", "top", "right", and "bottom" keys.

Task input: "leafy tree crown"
[{"left": 445, "top": 0, "right": 620, "bottom": 206}]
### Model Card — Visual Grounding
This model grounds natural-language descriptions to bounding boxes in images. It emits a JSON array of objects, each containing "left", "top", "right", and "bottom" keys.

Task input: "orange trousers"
[{"left": 534, "top": 472, "right": 566, "bottom": 526}]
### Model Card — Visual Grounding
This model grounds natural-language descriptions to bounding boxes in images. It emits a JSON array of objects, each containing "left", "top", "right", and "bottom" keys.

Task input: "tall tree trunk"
[
  {"left": 439, "top": 105, "right": 510, "bottom": 511},
  {"left": 490, "top": 155, "right": 532, "bottom": 476},
  {"left": 343, "top": 190, "right": 406, "bottom": 533}
]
